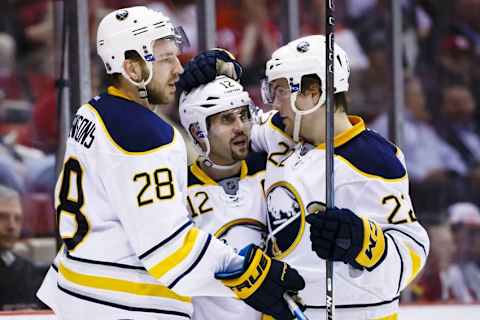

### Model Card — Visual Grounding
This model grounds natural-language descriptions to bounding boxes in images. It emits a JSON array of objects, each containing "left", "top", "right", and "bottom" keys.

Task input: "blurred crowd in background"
[{"left": 0, "top": 0, "right": 479, "bottom": 311}]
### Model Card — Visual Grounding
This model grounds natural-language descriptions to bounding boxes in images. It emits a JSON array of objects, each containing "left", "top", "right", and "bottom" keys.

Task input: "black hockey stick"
[{"left": 325, "top": 1, "right": 336, "bottom": 319}]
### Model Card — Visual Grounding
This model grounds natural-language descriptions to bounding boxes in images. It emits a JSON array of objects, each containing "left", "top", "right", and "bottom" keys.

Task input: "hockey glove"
[
  {"left": 177, "top": 48, "right": 243, "bottom": 92},
  {"left": 216, "top": 245, "right": 305, "bottom": 320},
  {"left": 306, "top": 207, "right": 386, "bottom": 270}
]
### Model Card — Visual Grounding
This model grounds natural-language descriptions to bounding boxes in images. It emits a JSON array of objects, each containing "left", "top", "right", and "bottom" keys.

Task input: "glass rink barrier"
[{"left": 0, "top": 0, "right": 479, "bottom": 319}]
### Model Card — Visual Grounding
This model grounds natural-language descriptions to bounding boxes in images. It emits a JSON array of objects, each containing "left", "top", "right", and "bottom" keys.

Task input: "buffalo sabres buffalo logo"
[
  {"left": 296, "top": 41, "right": 310, "bottom": 53},
  {"left": 215, "top": 219, "right": 266, "bottom": 252},
  {"left": 266, "top": 182, "right": 305, "bottom": 258},
  {"left": 115, "top": 10, "right": 129, "bottom": 21}
]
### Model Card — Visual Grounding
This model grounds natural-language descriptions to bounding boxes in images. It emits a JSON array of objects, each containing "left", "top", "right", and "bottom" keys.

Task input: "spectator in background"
[
  {"left": 0, "top": 159, "right": 23, "bottom": 193},
  {"left": 214, "top": 1, "right": 280, "bottom": 89},
  {"left": 415, "top": 221, "right": 473, "bottom": 303},
  {"left": 439, "top": 85, "right": 480, "bottom": 167},
  {"left": 370, "top": 77, "right": 469, "bottom": 217},
  {"left": 448, "top": 202, "right": 480, "bottom": 301},
  {"left": 437, "top": 33, "right": 475, "bottom": 88},
  {"left": 0, "top": 185, "right": 48, "bottom": 310},
  {"left": 465, "top": 222, "right": 480, "bottom": 300},
  {"left": 437, "top": 85, "right": 480, "bottom": 204},
  {"left": 348, "top": 29, "right": 391, "bottom": 121},
  {"left": 237, "top": 0, "right": 280, "bottom": 87},
  {"left": 0, "top": 33, "right": 23, "bottom": 100}
]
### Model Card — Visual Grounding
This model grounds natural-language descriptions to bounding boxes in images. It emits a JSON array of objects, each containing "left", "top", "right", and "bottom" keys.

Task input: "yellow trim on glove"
[
  {"left": 221, "top": 248, "right": 272, "bottom": 299},
  {"left": 355, "top": 217, "right": 386, "bottom": 269}
]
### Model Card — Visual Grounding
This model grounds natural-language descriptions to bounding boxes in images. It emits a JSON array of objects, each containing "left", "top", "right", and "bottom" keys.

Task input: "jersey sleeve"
[
  {"left": 98, "top": 142, "right": 240, "bottom": 297},
  {"left": 250, "top": 110, "right": 294, "bottom": 154},
  {"left": 338, "top": 176, "right": 430, "bottom": 298}
]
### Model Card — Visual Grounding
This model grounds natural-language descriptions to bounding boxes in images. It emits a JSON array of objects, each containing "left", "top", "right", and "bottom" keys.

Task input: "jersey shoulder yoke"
[
  {"left": 88, "top": 93, "right": 174, "bottom": 153},
  {"left": 336, "top": 129, "right": 406, "bottom": 180}
]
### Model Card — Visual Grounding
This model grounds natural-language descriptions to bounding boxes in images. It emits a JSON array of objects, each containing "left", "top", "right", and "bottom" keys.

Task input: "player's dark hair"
[{"left": 301, "top": 74, "right": 348, "bottom": 113}]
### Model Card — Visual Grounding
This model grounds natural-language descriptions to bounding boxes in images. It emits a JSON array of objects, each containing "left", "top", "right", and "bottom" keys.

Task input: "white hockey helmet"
[
  {"left": 97, "top": 6, "right": 188, "bottom": 86},
  {"left": 263, "top": 35, "right": 350, "bottom": 140},
  {"left": 179, "top": 76, "right": 252, "bottom": 157}
]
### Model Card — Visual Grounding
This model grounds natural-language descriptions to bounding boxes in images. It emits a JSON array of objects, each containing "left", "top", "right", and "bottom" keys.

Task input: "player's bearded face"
[
  {"left": 207, "top": 106, "right": 252, "bottom": 164},
  {"left": 147, "top": 39, "right": 183, "bottom": 105}
]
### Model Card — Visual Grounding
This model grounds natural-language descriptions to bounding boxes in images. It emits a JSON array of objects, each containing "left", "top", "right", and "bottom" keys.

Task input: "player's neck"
[
  {"left": 198, "top": 159, "right": 242, "bottom": 181},
  {"left": 307, "top": 113, "right": 353, "bottom": 145},
  {"left": 116, "top": 84, "right": 151, "bottom": 109}
]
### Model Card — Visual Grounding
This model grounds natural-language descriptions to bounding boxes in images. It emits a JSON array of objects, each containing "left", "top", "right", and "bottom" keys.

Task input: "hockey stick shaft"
[
  {"left": 284, "top": 293, "right": 311, "bottom": 320},
  {"left": 325, "top": 1, "right": 336, "bottom": 319}
]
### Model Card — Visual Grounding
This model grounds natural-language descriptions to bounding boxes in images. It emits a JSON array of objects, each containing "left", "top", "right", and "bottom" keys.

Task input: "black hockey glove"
[
  {"left": 215, "top": 245, "right": 305, "bottom": 320},
  {"left": 177, "top": 48, "right": 243, "bottom": 92},
  {"left": 306, "top": 207, "right": 387, "bottom": 271}
]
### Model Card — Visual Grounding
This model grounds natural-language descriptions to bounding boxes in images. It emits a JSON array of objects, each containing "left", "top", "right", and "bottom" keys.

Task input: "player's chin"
[{"left": 232, "top": 148, "right": 249, "bottom": 160}]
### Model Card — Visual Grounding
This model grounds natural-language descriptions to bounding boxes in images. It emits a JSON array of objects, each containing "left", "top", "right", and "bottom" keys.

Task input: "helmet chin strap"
[
  {"left": 290, "top": 90, "right": 326, "bottom": 142},
  {"left": 199, "top": 156, "right": 240, "bottom": 171},
  {"left": 121, "top": 62, "right": 154, "bottom": 100},
  {"left": 293, "top": 112, "right": 302, "bottom": 142}
]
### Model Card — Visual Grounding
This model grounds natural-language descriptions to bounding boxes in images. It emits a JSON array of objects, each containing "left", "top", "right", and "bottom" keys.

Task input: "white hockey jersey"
[
  {"left": 251, "top": 112, "right": 430, "bottom": 320},
  {"left": 37, "top": 87, "right": 242, "bottom": 319},
  {"left": 186, "top": 153, "right": 267, "bottom": 320}
]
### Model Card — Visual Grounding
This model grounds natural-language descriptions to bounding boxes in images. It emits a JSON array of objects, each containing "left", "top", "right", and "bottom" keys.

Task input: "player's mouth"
[
  {"left": 168, "top": 78, "right": 179, "bottom": 90},
  {"left": 232, "top": 136, "right": 248, "bottom": 148}
]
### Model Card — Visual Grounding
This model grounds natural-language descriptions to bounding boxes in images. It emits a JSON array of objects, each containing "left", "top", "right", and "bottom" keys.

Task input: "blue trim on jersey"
[
  {"left": 88, "top": 93, "right": 174, "bottom": 152},
  {"left": 335, "top": 130, "right": 406, "bottom": 180},
  {"left": 57, "top": 284, "right": 191, "bottom": 318},
  {"left": 139, "top": 220, "right": 193, "bottom": 260},
  {"left": 271, "top": 112, "right": 286, "bottom": 132},
  {"left": 383, "top": 227, "right": 427, "bottom": 256},
  {"left": 187, "top": 165, "right": 205, "bottom": 186},
  {"left": 385, "top": 233, "right": 404, "bottom": 295},
  {"left": 66, "top": 251, "right": 146, "bottom": 270},
  {"left": 168, "top": 234, "right": 212, "bottom": 289},
  {"left": 245, "top": 151, "right": 267, "bottom": 176}
]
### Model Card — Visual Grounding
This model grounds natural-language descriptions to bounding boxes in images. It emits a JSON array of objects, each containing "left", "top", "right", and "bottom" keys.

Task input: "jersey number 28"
[{"left": 57, "top": 157, "right": 89, "bottom": 251}]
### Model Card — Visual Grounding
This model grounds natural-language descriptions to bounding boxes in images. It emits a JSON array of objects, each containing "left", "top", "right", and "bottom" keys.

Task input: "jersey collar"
[
  {"left": 316, "top": 116, "right": 365, "bottom": 149},
  {"left": 191, "top": 160, "right": 248, "bottom": 185},
  {"left": 107, "top": 86, "right": 134, "bottom": 101}
]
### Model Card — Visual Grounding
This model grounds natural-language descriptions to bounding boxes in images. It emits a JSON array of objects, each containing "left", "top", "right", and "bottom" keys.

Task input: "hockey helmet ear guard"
[
  {"left": 96, "top": 6, "right": 189, "bottom": 86},
  {"left": 179, "top": 76, "right": 253, "bottom": 157}
]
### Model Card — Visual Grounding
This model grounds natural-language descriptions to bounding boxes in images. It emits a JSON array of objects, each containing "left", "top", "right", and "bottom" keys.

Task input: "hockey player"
[
  {"left": 36, "top": 7, "right": 305, "bottom": 320},
  {"left": 179, "top": 76, "right": 268, "bottom": 320},
  {"left": 179, "top": 35, "right": 430, "bottom": 319}
]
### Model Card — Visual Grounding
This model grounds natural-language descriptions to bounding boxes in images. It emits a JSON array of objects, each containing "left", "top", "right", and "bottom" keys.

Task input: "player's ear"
[
  {"left": 123, "top": 58, "right": 146, "bottom": 82},
  {"left": 301, "top": 75, "right": 321, "bottom": 99}
]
